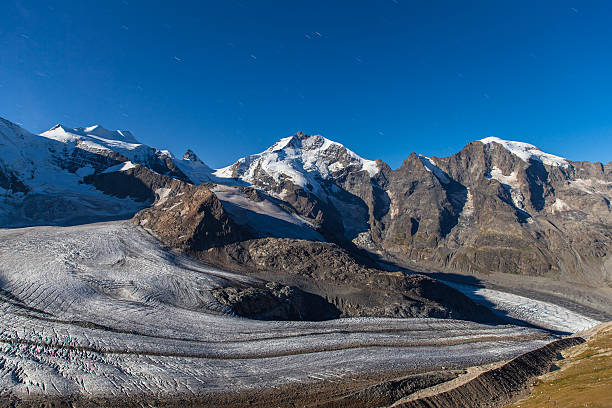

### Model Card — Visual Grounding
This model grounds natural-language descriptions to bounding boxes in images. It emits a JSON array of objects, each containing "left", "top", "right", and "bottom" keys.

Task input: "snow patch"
[
  {"left": 480, "top": 137, "right": 569, "bottom": 167},
  {"left": 486, "top": 166, "right": 525, "bottom": 210},
  {"left": 461, "top": 188, "right": 474, "bottom": 218},
  {"left": 569, "top": 178, "right": 612, "bottom": 197},
  {"left": 155, "top": 187, "right": 172, "bottom": 206},
  {"left": 102, "top": 161, "right": 137, "bottom": 174},
  {"left": 173, "top": 155, "right": 214, "bottom": 184},
  {"left": 212, "top": 185, "right": 323, "bottom": 241},
  {"left": 75, "top": 165, "right": 95, "bottom": 178},
  {"left": 551, "top": 198, "right": 571, "bottom": 214},
  {"left": 418, "top": 155, "right": 450, "bottom": 184}
]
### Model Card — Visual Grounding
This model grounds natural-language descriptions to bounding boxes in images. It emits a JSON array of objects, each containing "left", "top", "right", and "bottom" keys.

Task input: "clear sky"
[{"left": 1, "top": 0, "right": 611, "bottom": 168}]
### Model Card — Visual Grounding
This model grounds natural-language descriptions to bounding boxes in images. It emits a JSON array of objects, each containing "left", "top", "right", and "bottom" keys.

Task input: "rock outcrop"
[
  {"left": 113, "top": 173, "right": 245, "bottom": 251},
  {"left": 211, "top": 282, "right": 340, "bottom": 321},
  {"left": 84, "top": 163, "right": 245, "bottom": 251},
  {"left": 199, "top": 237, "right": 499, "bottom": 321}
]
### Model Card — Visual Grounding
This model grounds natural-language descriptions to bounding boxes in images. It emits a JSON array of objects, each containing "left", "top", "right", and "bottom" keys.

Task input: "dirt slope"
[{"left": 506, "top": 321, "right": 612, "bottom": 408}]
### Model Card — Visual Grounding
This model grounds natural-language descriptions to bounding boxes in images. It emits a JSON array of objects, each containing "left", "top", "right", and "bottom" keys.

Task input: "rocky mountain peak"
[
  {"left": 48, "top": 123, "right": 65, "bottom": 132},
  {"left": 295, "top": 131, "right": 309, "bottom": 140},
  {"left": 1, "top": 115, "right": 611, "bottom": 287},
  {"left": 214, "top": 132, "right": 379, "bottom": 192},
  {"left": 479, "top": 136, "right": 569, "bottom": 167},
  {"left": 183, "top": 149, "right": 201, "bottom": 162}
]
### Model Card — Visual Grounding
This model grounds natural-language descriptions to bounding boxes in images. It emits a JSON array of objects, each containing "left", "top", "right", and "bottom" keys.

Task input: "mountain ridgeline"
[{"left": 1, "top": 117, "right": 611, "bottom": 287}]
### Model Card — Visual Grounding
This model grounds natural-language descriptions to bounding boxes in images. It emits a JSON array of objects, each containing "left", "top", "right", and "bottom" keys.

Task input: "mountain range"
[{"left": 1, "top": 116, "right": 611, "bottom": 290}]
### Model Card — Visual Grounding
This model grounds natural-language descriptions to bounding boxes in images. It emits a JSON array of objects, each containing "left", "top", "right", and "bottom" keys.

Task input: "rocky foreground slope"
[{"left": 506, "top": 322, "right": 612, "bottom": 408}]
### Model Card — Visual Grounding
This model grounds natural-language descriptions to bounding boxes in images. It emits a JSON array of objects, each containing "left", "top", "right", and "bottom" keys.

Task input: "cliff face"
[
  {"left": 375, "top": 141, "right": 612, "bottom": 284},
  {"left": 132, "top": 185, "right": 242, "bottom": 251}
]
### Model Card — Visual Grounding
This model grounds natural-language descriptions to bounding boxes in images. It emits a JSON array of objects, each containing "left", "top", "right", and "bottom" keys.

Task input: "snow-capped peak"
[
  {"left": 213, "top": 132, "right": 379, "bottom": 191},
  {"left": 479, "top": 136, "right": 569, "bottom": 167},
  {"left": 42, "top": 124, "right": 140, "bottom": 144},
  {"left": 0, "top": 117, "right": 145, "bottom": 226},
  {"left": 172, "top": 149, "right": 214, "bottom": 184},
  {"left": 183, "top": 149, "right": 201, "bottom": 162},
  {"left": 39, "top": 122, "right": 217, "bottom": 185}
]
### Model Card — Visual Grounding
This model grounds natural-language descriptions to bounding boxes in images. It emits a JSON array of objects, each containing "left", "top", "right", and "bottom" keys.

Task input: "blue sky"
[{"left": 1, "top": 0, "right": 611, "bottom": 168}]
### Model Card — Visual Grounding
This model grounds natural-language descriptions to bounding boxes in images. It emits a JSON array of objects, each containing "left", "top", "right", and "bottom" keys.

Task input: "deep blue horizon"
[{"left": 2, "top": 0, "right": 612, "bottom": 169}]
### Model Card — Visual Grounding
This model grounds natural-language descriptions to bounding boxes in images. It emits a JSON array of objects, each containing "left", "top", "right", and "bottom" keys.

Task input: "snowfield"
[
  {"left": 441, "top": 281, "right": 600, "bottom": 334},
  {"left": 0, "top": 221, "right": 562, "bottom": 401},
  {"left": 212, "top": 185, "right": 324, "bottom": 240},
  {"left": 0, "top": 119, "right": 147, "bottom": 227},
  {"left": 41, "top": 124, "right": 162, "bottom": 165}
]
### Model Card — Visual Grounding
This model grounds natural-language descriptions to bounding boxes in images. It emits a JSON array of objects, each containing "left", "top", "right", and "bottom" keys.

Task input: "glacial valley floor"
[{"left": 0, "top": 221, "right": 604, "bottom": 406}]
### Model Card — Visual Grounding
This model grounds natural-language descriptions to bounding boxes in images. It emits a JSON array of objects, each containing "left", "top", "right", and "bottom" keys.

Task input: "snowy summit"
[
  {"left": 214, "top": 131, "right": 379, "bottom": 192},
  {"left": 479, "top": 136, "right": 569, "bottom": 167}
]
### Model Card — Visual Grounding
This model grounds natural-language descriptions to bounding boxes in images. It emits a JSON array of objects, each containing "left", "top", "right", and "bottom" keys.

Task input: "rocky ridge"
[
  {"left": 131, "top": 180, "right": 497, "bottom": 321},
  {"left": 214, "top": 131, "right": 612, "bottom": 286},
  {"left": 1, "top": 116, "right": 610, "bottom": 290}
]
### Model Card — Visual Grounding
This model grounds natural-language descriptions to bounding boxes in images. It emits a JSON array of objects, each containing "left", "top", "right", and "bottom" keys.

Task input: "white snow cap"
[
  {"left": 41, "top": 124, "right": 143, "bottom": 156},
  {"left": 479, "top": 137, "right": 569, "bottom": 167},
  {"left": 214, "top": 132, "right": 379, "bottom": 189},
  {"left": 45, "top": 124, "right": 139, "bottom": 144},
  {"left": 41, "top": 123, "right": 218, "bottom": 185}
]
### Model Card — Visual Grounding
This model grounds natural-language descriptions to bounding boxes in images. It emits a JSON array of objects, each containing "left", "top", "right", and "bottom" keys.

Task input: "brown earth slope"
[
  {"left": 506, "top": 322, "right": 612, "bottom": 408},
  {"left": 393, "top": 337, "right": 584, "bottom": 408}
]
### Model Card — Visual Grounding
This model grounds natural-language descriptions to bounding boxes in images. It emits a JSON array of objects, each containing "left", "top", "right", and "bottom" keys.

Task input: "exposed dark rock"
[
  {"left": 131, "top": 181, "right": 244, "bottom": 251},
  {"left": 330, "top": 371, "right": 461, "bottom": 408},
  {"left": 211, "top": 282, "right": 340, "bottom": 321},
  {"left": 237, "top": 185, "right": 264, "bottom": 202},
  {"left": 199, "top": 237, "right": 500, "bottom": 321},
  {"left": 84, "top": 165, "right": 185, "bottom": 202},
  {"left": 0, "top": 166, "right": 29, "bottom": 193}
]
